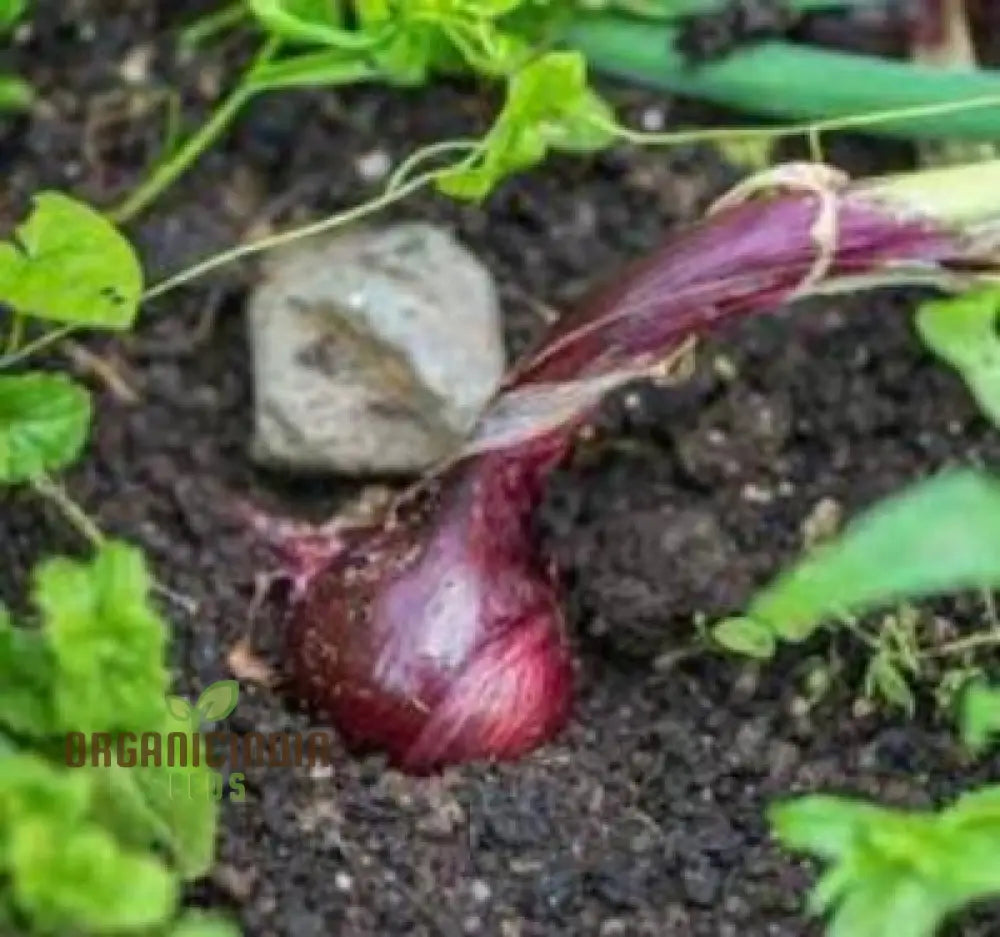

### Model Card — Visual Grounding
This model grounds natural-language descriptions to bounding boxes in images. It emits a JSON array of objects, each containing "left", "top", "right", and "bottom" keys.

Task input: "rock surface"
[{"left": 248, "top": 223, "right": 505, "bottom": 474}]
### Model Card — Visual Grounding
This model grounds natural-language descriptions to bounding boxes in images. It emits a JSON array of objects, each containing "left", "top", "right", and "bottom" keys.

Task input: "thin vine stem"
[
  {"left": 180, "top": 1, "right": 249, "bottom": 50},
  {"left": 0, "top": 324, "right": 78, "bottom": 370},
  {"left": 110, "top": 37, "right": 281, "bottom": 224},
  {"left": 605, "top": 93, "right": 1000, "bottom": 154},
  {"left": 142, "top": 163, "right": 458, "bottom": 301},
  {"left": 920, "top": 630, "right": 1000, "bottom": 660},
  {"left": 31, "top": 475, "right": 105, "bottom": 548}
]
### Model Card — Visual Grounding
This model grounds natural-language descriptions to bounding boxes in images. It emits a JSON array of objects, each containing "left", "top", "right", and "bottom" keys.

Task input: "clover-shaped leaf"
[
  {"left": 194, "top": 680, "right": 239, "bottom": 723},
  {"left": 437, "top": 51, "right": 615, "bottom": 201},
  {"left": 0, "top": 192, "right": 142, "bottom": 329},
  {"left": 0, "top": 372, "right": 92, "bottom": 483}
]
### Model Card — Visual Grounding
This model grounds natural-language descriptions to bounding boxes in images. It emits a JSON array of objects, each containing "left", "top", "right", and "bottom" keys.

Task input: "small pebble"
[{"left": 356, "top": 149, "right": 392, "bottom": 182}]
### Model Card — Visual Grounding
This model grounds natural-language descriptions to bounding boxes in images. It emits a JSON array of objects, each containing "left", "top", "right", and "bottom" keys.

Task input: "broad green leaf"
[
  {"left": 711, "top": 616, "right": 775, "bottom": 659},
  {"left": 916, "top": 287, "right": 1000, "bottom": 428},
  {"left": 745, "top": 470, "right": 1000, "bottom": 644},
  {"left": 437, "top": 51, "right": 616, "bottom": 200},
  {"left": 769, "top": 796, "right": 888, "bottom": 861},
  {"left": 90, "top": 714, "right": 219, "bottom": 881},
  {"left": 0, "top": 192, "right": 142, "bottom": 328},
  {"left": 0, "top": 753, "right": 92, "bottom": 858},
  {"left": 772, "top": 788, "right": 1000, "bottom": 937},
  {"left": 9, "top": 818, "right": 177, "bottom": 932},
  {"left": 130, "top": 708, "right": 220, "bottom": 880},
  {"left": 195, "top": 679, "right": 240, "bottom": 722},
  {"left": 34, "top": 541, "right": 169, "bottom": 735},
  {"left": 0, "top": 607, "right": 55, "bottom": 737},
  {"left": 0, "top": 372, "right": 91, "bottom": 483},
  {"left": 960, "top": 680, "right": 1000, "bottom": 755}
]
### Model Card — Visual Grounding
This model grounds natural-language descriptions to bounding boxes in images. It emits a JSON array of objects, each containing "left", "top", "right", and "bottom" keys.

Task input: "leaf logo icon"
[
  {"left": 166, "top": 680, "right": 240, "bottom": 731},
  {"left": 195, "top": 680, "right": 240, "bottom": 723}
]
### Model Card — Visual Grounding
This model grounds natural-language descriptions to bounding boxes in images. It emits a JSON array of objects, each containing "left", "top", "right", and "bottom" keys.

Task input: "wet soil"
[{"left": 3, "top": 3, "right": 1000, "bottom": 936}]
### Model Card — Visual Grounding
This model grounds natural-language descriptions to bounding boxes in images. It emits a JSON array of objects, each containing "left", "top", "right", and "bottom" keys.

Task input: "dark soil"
[{"left": 3, "top": 3, "right": 1000, "bottom": 936}]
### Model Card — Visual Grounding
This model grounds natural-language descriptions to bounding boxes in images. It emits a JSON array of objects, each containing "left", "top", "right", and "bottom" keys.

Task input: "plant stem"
[
  {"left": 567, "top": 14, "right": 1000, "bottom": 140},
  {"left": 110, "top": 38, "right": 280, "bottom": 224},
  {"left": 31, "top": 475, "right": 105, "bottom": 548},
  {"left": 607, "top": 95, "right": 1000, "bottom": 152},
  {"left": 4, "top": 312, "right": 23, "bottom": 356},
  {"left": 180, "top": 1, "right": 249, "bottom": 50},
  {"left": 31, "top": 474, "right": 200, "bottom": 613},
  {"left": 0, "top": 324, "right": 77, "bottom": 370},
  {"left": 921, "top": 630, "right": 1000, "bottom": 659},
  {"left": 142, "top": 168, "right": 439, "bottom": 301}
]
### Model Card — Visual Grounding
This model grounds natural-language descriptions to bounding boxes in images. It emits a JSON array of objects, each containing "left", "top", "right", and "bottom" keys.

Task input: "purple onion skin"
[
  {"left": 284, "top": 189, "right": 961, "bottom": 773},
  {"left": 286, "top": 433, "right": 574, "bottom": 773}
]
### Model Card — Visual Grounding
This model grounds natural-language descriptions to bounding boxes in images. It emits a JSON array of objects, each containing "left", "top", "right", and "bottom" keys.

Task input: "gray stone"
[{"left": 249, "top": 223, "right": 505, "bottom": 474}]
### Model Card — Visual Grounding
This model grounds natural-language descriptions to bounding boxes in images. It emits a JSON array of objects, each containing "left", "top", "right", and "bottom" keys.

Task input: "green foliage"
[
  {"left": 0, "top": 0, "right": 25, "bottom": 31},
  {"left": 169, "top": 911, "right": 243, "bottom": 937},
  {"left": 0, "top": 1, "right": 32, "bottom": 113},
  {"left": 0, "top": 544, "right": 229, "bottom": 934},
  {"left": 437, "top": 50, "right": 615, "bottom": 199},
  {"left": 771, "top": 789, "right": 1000, "bottom": 937},
  {"left": 0, "top": 607, "right": 55, "bottom": 737},
  {"left": 0, "top": 75, "right": 32, "bottom": 111},
  {"left": 0, "top": 373, "right": 91, "bottom": 483},
  {"left": 711, "top": 615, "right": 775, "bottom": 659},
  {"left": 0, "top": 193, "right": 142, "bottom": 329},
  {"left": 248, "top": 0, "right": 550, "bottom": 83},
  {"left": 714, "top": 470, "right": 1000, "bottom": 655},
  {"left": 959, "top": 679, "right": 1000, "bottom": 755},
  {"left": 917, "top": 287, "right": 1000, "bottom": 429},
  {"left": 34, "top": 542, "right": 170, "bottom": 735}
]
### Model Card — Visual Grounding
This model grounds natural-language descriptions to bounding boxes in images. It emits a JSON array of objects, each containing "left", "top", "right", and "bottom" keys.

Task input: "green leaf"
[
  {"left": 90, "top": 714, "right": 219, "bottom": 881},
  {"left": 745, "top": 470, "right": 1000, "bottom": 645},
  {"left": 0, "top": 74, "right": 33, "bottom": 111},
  {"left": 711, "top": 616, "right": 776, "bottom": 659},
  {"left": 0, "top": 0, "right": 25, "bottom": 32},
  {"left": 0, "top": 192, "right": 142, "bottom": 328},
  {"left": 169, "top": 910, "right": 243, "bottom": 937},
  {"left": 0, "top": 372, "right": 91, "bottom": 483},
  {"left": 960, "top": 679, "right": 1000, "bottom": 754},
  {"left": 9, "top": 818, "right": 177, "bottom": 932},
  {"left": 131, "top": 707, "right": 220, "bottom": 880},
  {"left": 0, "top": 607, "right": 56, "bottom": 737},
  {"left": 0, "top": 753, "right": 92, "bottom": 859},
  {"left": 195, "top": 679, "right": 240, "bottom": 722},
  {"left": 246, "top": 49, "right": 379, "bottom": 92},
  {"left": 863, "top": 652, "right": 916, "bottom": 716},
  {"left": 248, "top": 0, "right": 380, "bottom": 48},
  {"left": 916, "top": 287, "right": 1000, "bottom": 428},
  {"left": 772, "top": 788, "right": 1000, "bottom": 937},
  {"left": 34, "top": 541, "right": 169, "bottom": 735},
  {"left": 769, "top": 796, "right": 887, "bottom": 861},
  {"left": 437, "top": 51, "right": 616, "bottom": 201}
]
